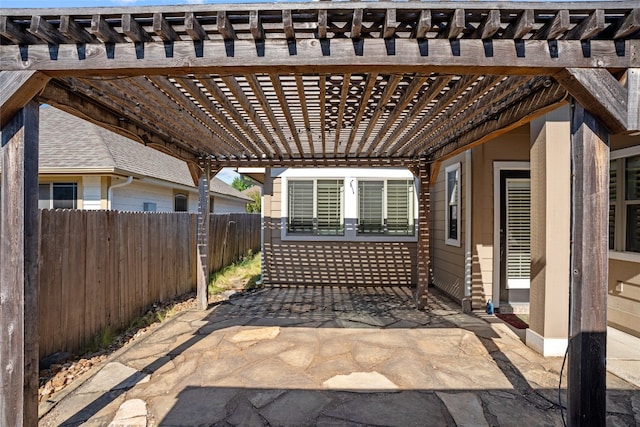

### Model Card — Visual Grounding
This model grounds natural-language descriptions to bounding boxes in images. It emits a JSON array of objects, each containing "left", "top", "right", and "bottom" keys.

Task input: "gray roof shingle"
[{"left": 4, "top": 106, "right": 250, "bottom": 202}]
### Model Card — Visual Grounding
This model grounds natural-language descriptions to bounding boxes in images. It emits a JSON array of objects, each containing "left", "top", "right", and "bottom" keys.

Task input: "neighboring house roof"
[{"left": 8, "top": 106, "right": 251, "bottom": 202}]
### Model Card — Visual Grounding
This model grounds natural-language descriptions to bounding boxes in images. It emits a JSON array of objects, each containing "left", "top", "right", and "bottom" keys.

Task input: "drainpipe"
[{"left": 108, "top": 176, "right": 134, "bottom": 209}]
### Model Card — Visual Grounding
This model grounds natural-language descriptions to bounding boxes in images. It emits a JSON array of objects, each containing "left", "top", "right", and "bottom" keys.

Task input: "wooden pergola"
[{"left": 1, "top": 2, "right": 638, "bottom": 425}]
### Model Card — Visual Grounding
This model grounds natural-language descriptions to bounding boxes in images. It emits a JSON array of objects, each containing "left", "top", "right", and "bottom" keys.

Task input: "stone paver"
[
  {"left": 38, "top": 286, "right": 640, "bottom": 427},
  {"left": 436, "top": 392, "right": 488, "bottom": 427},
  {"left": 108, "top": 399, "right": 147, "bottom": 427},
  {"left": 322, "top": 371, "right": 399, "bottom": 392}
]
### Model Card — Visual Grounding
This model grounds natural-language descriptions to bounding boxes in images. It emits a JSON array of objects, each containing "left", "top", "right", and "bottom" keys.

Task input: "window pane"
[
  {"left": 174, "top": 194, "right": 188, "bottom": 212},
  {"left": 447, "top": 168, "right": 459, "bottom": 241},
  {"left": 316, "top": 180, "right": 343, "bottom": 235},
  {"left": 288, "top": 180, "right": 314, "bottom": 233},
  {"left": 358, "top": 181, "right": 384, "bottom": 234},
  {"left": 626, "top": 204, "right": 640, "bottom": 253},
  {"left": 609, "top": 204, "right": 616, "bottom": 250},
  {"left": 39, "top": 183, "right": 51, "bottom": 209},
  {"left": 610, "top": 160, "right": 617, "bottom": 202},
  {"left": 387, "top": 180, "right": 414, "bottom": 235},
  {"left": 626, "top": 155, "right": 640, "bottom": 201},
  {"left": 52, "top": 183, "right": 77, "bottom": 209}
]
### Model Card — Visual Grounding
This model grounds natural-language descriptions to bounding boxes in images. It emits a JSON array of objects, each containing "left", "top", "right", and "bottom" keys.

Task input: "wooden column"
[
  {"left": 568, "top": 101, "right": 609, "bottom": 427},
  {"left": 416, "top": 160, "right": 431, "bottom": 309},
  {"left": 196, "top": 157, "right": 211, "bottom": 310},
  {"left": 0, "top": 101, "right": 40, "bottom": 426}
]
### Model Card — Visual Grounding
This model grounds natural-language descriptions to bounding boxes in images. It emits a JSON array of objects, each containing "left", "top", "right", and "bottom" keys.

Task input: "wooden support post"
[
  {"left": 0, "top": 101, "right": 39, "bottom": 426},
  {"left": 196, "top": 157, "right": 211, "bottom": 310},
  {"left": 568, "top": 101, "right": 609, "bottom": 427},
  {"left": 415, "top": 160, "right": 431, "bottom": 309}
]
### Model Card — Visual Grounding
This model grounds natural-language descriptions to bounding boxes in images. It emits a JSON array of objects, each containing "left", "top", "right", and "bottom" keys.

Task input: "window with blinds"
[
  {"left": 317, "top": 180, "right": 344, "bottom": 235},
  {"left": 358, "top": 181, "right": 384, "bottom": 234},
  {"left": 445, "top": 163, "right": 461, "bottom": 246},
  {"left": 357, "top": 179, "right": 414, "bottom": 236},
  {"left": 387, "top": 180, "right": 414, "bottom": 235},
  {"left": 287, "top": 179, "right": 344, "bottom": 235},
  {"left": 505, "top": 178, "right": 531, "bottom": 289},
  {"left": 625, "top": 155, "right": 640, "bottom": 252},
  {"left": 610, "top": 160, "right": 617, "bottom": 250},
  {"left": 288, "top": 180, "right": 314, "bottom": 233}
]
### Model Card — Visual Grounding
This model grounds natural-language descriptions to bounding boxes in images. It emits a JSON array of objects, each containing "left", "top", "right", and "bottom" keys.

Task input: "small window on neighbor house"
[
  {"left": 143, "top": 202, "right": 157, "bottom": 212},
  {"left": 287, "top": 179, "right": 344, "bottom": 235},
  {"left": 174, "top": 193, "right": 188, "bottom": 212},
  {"left": 210, "top": 196, "right": 215, "bottom": 214},
  {"left": 445, "top": 163, "right": 461, "bottom": 246},
  {"left": 38, "top": 182, "right": 77, "bottom": 209}
]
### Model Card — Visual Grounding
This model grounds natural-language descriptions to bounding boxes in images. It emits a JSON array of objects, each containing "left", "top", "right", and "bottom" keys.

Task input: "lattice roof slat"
[{"left": 2, "top": 2, "right": 637, "bottom": 167}]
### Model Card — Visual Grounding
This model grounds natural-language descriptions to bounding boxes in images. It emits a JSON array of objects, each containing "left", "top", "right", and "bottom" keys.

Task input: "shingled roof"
[{"left": 29, "top": 106, "right": 251, "bottom": 202}]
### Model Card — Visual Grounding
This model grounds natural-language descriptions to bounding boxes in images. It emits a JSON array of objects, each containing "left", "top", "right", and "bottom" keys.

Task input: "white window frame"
[
  {"left": 279, "top": 168, "right": 418, "bottom": 242},
  {"left": 610, "top": 145, "right": 640, "bottom": 262},
  {"left": 356, "top": 178, "right": 415, "bottom": 237},
  {"left": 286, "top": 178, "right": 345, "bottom": 237},
  {"left": 445, "top": 162, "right": 461, "bottom": 247},
  {"left": 38, "top": 182, "right": 78, "bottom": 209}
]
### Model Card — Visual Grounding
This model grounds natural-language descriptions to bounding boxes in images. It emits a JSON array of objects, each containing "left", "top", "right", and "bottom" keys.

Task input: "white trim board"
[
  {"left": 492, "top": 161, "right": 530, "bottom": 309},
  {"left": 526, "top": 328, "right": 567, "bottom": 357}
]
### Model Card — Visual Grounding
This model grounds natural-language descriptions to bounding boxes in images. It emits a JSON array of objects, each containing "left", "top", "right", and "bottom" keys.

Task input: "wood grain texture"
[
  {"left": 0, "top": 71, "right": 50, "bottom": 129},
  {"left": 556, "top": 68, "right": 628, "bottom": 134},
  {"left": 568, "top": 102, "right": 609, "bottom": 427},
  {"left": 0, "top": 101, "right": 40, "bottom": 427}
]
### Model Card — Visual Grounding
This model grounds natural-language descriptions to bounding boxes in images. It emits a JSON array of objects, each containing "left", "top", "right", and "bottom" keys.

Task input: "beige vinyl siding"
[
  {"left": 608, "top": 258, "right": 640, "bottom": 338},
  {"left": 212, "top": 196, "right": 248, "bottom": 214},
  {"left": 431, "top": 155, "right": 466, "bottom": 302},
  {"left": 111, "top": 179, "right": 178, "bottom": 212},
  {"left": 262, "top": 172, "right": 417, "bottom": 286}
]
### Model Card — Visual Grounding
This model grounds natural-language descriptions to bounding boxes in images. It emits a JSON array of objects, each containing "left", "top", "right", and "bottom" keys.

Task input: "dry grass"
[{"left": 208, "top": 251, "right": 261, "bottom": 296}]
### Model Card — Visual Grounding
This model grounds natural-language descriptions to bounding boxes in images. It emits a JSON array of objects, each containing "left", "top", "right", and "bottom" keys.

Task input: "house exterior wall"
[
  {"left": 469, "top": 126, "right": 531, "bottom": 308},
  {"left": 82, "top": 176, "right": 103, "bottom": 210},
  {"left": 609, "top": 134, "right": 640, "bottom": 338},
  {"left": 430, "top": 153, "right": 467, "bottom": 302},
  {"left": 262, "top": 168, "right": 418, "bottom": 287},
  {"left": 111, "top": 178, "right": 179, "bottom": 212},
  {"left": 213, "top": 196, "right": 248, "bottom": 214},
  {"left": 608, "top": 258, "right": 640, "bottom": 338}
]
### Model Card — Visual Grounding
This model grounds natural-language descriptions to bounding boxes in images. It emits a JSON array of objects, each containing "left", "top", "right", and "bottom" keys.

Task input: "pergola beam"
[
  {"left": 556, "top": 68, "right": 628, "bottom": 134},
  {"left": 1, "top": 39, "right": 633, "bottom": 76},
  {"left": 0, "top": 71, "right": 50, "bottom": 128}
]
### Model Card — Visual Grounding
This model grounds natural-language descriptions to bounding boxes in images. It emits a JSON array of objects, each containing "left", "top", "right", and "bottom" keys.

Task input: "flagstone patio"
[{"left": 39, "top": 286, "right": 640, "bottom": 426}]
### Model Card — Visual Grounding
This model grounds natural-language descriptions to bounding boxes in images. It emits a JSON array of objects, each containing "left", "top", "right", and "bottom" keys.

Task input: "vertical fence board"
[{"left": 37, "top": 212, "right": 259, "bottom": 358}]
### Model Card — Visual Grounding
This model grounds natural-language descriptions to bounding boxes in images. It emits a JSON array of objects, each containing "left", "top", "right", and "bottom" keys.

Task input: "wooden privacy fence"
[{"left": 38, "top": 210, "right": 261, "bottom": 359}]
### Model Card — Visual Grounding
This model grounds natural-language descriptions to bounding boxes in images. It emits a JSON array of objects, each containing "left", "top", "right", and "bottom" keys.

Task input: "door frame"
[{"left": 492, "top": 161, "right": 529, "bottom": 310}]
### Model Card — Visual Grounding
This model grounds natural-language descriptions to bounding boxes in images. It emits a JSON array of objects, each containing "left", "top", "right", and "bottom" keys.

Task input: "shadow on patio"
[{"left": 39, "top": 287, "right": 640, "bottom": 426}]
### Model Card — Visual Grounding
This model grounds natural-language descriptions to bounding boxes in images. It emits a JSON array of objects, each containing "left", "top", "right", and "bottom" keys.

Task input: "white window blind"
[
  {"left": 316, "top": 180, "right": 344, "bottom": 235},
  {"left": 288, "top": 180, "right": 314, "bottom": 233},
  {"left": 358, "top": 181, "right": 384, "bottom": 234},
  {"left": 387, "top": 180, "right": 414, "bottom": 235},
  {"left": 505, "top": 178, "right": 531, "bottom": 289}
]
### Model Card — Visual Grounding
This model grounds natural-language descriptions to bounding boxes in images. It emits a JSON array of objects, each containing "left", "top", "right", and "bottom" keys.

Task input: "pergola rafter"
[{"left": 1, "top": 2, "right": 640, "bottom": 426}]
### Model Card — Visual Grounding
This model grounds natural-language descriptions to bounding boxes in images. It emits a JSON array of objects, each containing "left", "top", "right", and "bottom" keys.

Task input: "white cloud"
[{"left": 186, "top": 0, "right": 205, "bottom": 3}]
